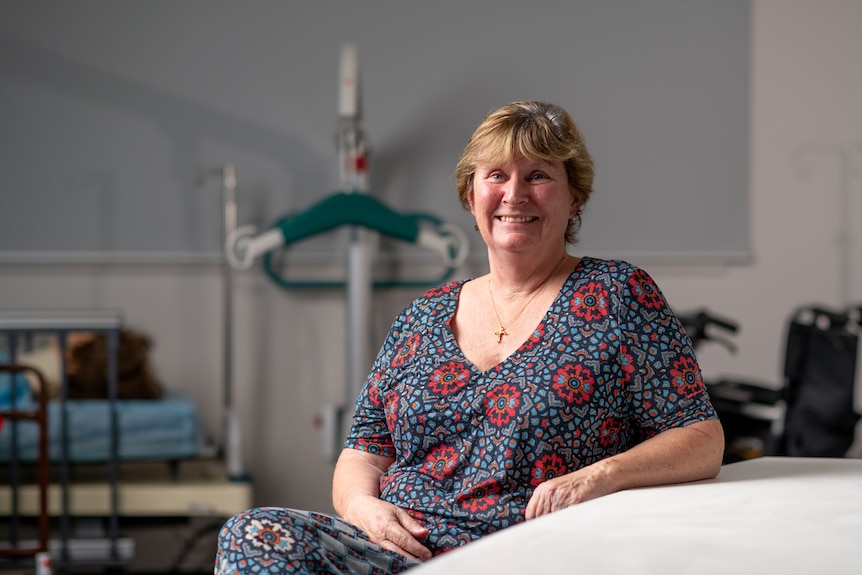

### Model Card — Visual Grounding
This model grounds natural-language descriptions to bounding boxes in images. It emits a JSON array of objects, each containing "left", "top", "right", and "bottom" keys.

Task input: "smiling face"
[
  {"left": 469, "top": 155, "right": 578, "bottom": 255},
  {"left": 455, "top": 102, "right": 594, "bottom": 246}
]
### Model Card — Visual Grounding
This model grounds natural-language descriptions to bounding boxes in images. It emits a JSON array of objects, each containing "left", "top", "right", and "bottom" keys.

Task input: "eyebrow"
[{"left": 479, "top": 159, "right": 559, "bottom": 171}]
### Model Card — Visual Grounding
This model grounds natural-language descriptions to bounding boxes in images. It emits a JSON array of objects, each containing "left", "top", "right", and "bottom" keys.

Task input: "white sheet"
[{"left": 413, "top": 457, "right": 862, "bottom": 575}]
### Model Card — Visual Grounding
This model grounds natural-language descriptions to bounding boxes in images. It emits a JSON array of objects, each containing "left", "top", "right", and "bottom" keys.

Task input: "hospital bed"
[
  {"left": 0, "top": 310, "right": 251, "bottom": 572},
  {"left": 413, "top": 457, "right": 862, "bottom": 575}
]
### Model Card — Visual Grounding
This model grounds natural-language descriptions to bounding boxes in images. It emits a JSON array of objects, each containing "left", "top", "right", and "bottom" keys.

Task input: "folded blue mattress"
[{"left": 0, "top": 390, "right": 203, "bottom": 463}]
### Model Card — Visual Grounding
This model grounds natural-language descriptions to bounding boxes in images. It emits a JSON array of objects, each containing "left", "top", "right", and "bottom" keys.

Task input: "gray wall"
[
  {"left": 3, "top": 0, "right": 862, "bottom": 513},
  {"left": 0, "top": 0, "right": 749, "bottom": 263}
]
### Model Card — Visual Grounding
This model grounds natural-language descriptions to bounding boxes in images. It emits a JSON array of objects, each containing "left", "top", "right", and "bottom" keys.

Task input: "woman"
[{"left": 215, "top": 101, "right": 724, "bottom": 574}]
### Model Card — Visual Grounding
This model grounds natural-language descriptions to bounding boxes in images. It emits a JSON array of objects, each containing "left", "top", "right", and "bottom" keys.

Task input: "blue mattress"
[{"left": 0, "top": 390, "right": 203, "bottom": 463}]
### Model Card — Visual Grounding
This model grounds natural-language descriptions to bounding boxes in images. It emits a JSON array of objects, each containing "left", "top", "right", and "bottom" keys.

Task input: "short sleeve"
[
  {"left": 342, "top": 308, "right": 410, "bottom": 458},
  {"left": 617, "top": 265, "right": 717, "bottom": 437}
]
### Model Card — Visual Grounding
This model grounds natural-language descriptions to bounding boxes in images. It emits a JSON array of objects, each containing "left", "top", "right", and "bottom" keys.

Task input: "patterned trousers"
[{"left": 214, "top": 507, "right": 421, "bottom": 575}]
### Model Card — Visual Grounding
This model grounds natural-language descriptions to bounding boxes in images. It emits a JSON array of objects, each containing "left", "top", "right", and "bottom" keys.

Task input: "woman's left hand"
[
  {"left": 524, "top": 465, "right": 612, "bottom": 519},
  {"left": 524, "top": 419, "right": 725, "bottom": 520}
]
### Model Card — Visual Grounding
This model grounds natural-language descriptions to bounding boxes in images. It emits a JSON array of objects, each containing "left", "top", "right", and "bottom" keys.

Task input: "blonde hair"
[{"left": 455, "top": 101, "right": 594, "bottom": 244}]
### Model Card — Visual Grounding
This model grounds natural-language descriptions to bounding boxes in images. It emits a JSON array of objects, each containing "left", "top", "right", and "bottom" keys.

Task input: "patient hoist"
[{"left": 221, "top": 44, "right": 469, "bottom": 464}]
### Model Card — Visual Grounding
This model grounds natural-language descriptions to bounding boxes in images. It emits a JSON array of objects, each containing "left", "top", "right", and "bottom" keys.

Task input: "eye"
[{"left": 528, "top": 171, "right": 549, "bottom": 182}]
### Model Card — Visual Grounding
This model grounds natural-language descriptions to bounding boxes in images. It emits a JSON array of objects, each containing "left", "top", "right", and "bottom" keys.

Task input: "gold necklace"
[{"left": 487, "top": 254, "right": 567, "bottom": 344}]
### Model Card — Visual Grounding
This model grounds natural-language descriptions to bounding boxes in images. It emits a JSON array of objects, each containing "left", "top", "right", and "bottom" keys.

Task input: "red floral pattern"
[
  {"left": 552, "top": 364, "right": 596, "bottom": 405},
  {"left": 422, "top": 444, "right": 460, "bottom": 480},
  {"left": 457, "top": 479, "right": 501, "bottom": 513},
  {"left": 392, "top": 333, "right": 421, "bottom": 367},
  {"left": 598, "top": 417, "right": 624, "bottom": 447},
  {"left": 572, "top": 281, "right": 610, "bottom": 321},
  {"left": 628, "top": 269, "right": 664, "bottom": 309},
  {"left": 485, "top": 384, "right": 521, "bottom": 427},
  {"left": 530, "top": 453, "right": 568, "bottom": 487},
  {"left": 345, "top": 257, "right": 715, "bottom": 556},
  {"left": 670, "top": 356, "right": 703, "bottom": 399},
  {"left": 428, "top": 361, "right": 471, "bottom": 395}
]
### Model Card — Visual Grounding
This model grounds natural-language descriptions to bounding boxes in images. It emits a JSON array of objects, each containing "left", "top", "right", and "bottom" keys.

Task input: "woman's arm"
[
  {"left": 332, "top": 448, "right": 431, "bottom": 561},
  {"left": 524, "top": 265, "right": 725, "bottom": 518},
  {"left": 525, "top": 418, "right": 724, "bottom": 519}
]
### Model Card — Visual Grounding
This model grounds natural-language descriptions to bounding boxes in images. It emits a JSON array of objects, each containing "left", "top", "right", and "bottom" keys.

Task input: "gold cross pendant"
[{"left": 494, "top": 326, "right": 508, "bottom": 343}]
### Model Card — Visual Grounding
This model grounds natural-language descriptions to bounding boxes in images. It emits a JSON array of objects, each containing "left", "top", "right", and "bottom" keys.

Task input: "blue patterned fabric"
[
  {"left": 215, "top": 508, "right": 419, "bottom": 574},
  {"left": 214, "top": 257, "right": 716, "bottom": 573},
  {"left": 344, "top": 257, "right": 715, "bottom": 554}
]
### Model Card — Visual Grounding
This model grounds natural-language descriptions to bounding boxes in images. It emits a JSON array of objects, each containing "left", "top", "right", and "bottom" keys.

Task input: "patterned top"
[{"left": 344, "top": 257, "right": 716, "bottom": 555}]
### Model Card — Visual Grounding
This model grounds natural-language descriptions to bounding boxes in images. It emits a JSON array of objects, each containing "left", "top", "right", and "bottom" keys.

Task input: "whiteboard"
[{"left": 0, "top": 0, "right": 749, "bottom": 264}]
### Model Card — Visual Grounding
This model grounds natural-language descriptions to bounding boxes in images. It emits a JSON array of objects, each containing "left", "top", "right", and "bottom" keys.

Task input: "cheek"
[{"left": 469, "top": 187, "right": 493, "bottom": 216}]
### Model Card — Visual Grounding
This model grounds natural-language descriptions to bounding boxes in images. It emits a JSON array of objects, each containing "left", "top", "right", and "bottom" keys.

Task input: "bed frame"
[
  {"left": 0, "top": 311, "right": 252, "bottom": 572},
  {"left": 0, "top": 363, "right": 49, "bottom": 565}
]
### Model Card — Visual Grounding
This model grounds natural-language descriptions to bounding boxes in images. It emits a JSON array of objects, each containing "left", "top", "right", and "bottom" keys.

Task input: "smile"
[{"left": 498, "top": 216, "right": 537, "bottom": 223}]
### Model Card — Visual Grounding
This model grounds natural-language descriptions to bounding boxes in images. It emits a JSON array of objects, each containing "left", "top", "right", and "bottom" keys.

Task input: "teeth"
[{"left": 499, "top": 216, "right": 536, "bottom": 223}]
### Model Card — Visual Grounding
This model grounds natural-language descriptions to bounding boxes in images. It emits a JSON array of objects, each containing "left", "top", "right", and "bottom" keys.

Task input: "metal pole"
[
  {"left": 221, "top": 163, "right": 244, "bottom": 480},
  {"left": 339, "top": 44, "right": 373, "bottom": 413},
  {"left": 107, "top": 328, "right": 119, "bottom": 560}
]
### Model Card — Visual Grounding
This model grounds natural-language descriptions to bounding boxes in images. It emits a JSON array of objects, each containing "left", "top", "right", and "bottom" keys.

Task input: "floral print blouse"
[{"left": 344, "top": 257, "right": 716, "bottom": 555}]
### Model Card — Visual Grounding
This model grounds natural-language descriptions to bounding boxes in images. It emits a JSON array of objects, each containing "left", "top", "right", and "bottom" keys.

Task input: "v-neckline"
[{"left": 445, "top": 259, "right": 585, "bottom": 374}]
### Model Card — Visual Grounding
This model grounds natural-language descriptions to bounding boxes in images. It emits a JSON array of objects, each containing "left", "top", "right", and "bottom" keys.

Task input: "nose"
[{"left": 502, "top": 178, "right": 529, "bottom": 206}]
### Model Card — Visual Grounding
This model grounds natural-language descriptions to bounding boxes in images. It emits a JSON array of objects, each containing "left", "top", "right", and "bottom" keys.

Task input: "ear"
[
  {"left": 468, "top": 190, "right": 476, "bottom": 216},
  {"left": 569, "top": 196, "right": 580, "bottom": 219}
]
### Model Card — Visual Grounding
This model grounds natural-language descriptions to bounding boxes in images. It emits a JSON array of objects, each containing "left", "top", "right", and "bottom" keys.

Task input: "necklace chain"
[{"left": 487, "top": 254, "right": 567, "bottom": 344}]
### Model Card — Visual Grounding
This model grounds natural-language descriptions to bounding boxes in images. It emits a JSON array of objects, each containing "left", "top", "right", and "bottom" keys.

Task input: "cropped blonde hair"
[{"left": 455, "top": 101, "right": 594, "bottom": 244}]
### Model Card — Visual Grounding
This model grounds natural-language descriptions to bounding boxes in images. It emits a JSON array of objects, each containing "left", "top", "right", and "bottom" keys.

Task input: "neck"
[{"left": 488, "top": 249, "right": 569, "bottom": 300}]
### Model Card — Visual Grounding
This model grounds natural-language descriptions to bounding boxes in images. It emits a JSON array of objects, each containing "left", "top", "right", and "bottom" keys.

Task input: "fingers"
[
  {"left": 372, "top": 510, "right": 431, "bottom": 561},
  {"left": 525, "top": 475, "right": 592, "bottom": 520},
  {"left": 524, "top": 487, "right": 567, "bottom": 519},
  {"left": 397, "top": 508, "right": 431, "bottom": 539},
  {"left": 524, "top": 493, "right": 539, "bottom": 520},
  {"left": 349, "top": 500, "right": 432, "bottom": 561},
  {"left": 342, "top": 495, "right": 432, "bottom": 561},
  {"left": 392, "top": 509, "right": 432, "bottom": 560},
  {"left": 525, "top": 486, "right": 549, "bottom": 520},
  {"left": 378, "top": 534, "right": 431, "bottom": 562}
]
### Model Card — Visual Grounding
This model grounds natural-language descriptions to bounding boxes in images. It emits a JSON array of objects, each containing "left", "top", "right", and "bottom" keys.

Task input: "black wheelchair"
[{"left": 678, "top": 305, "right": 861, "bottom": 464}]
